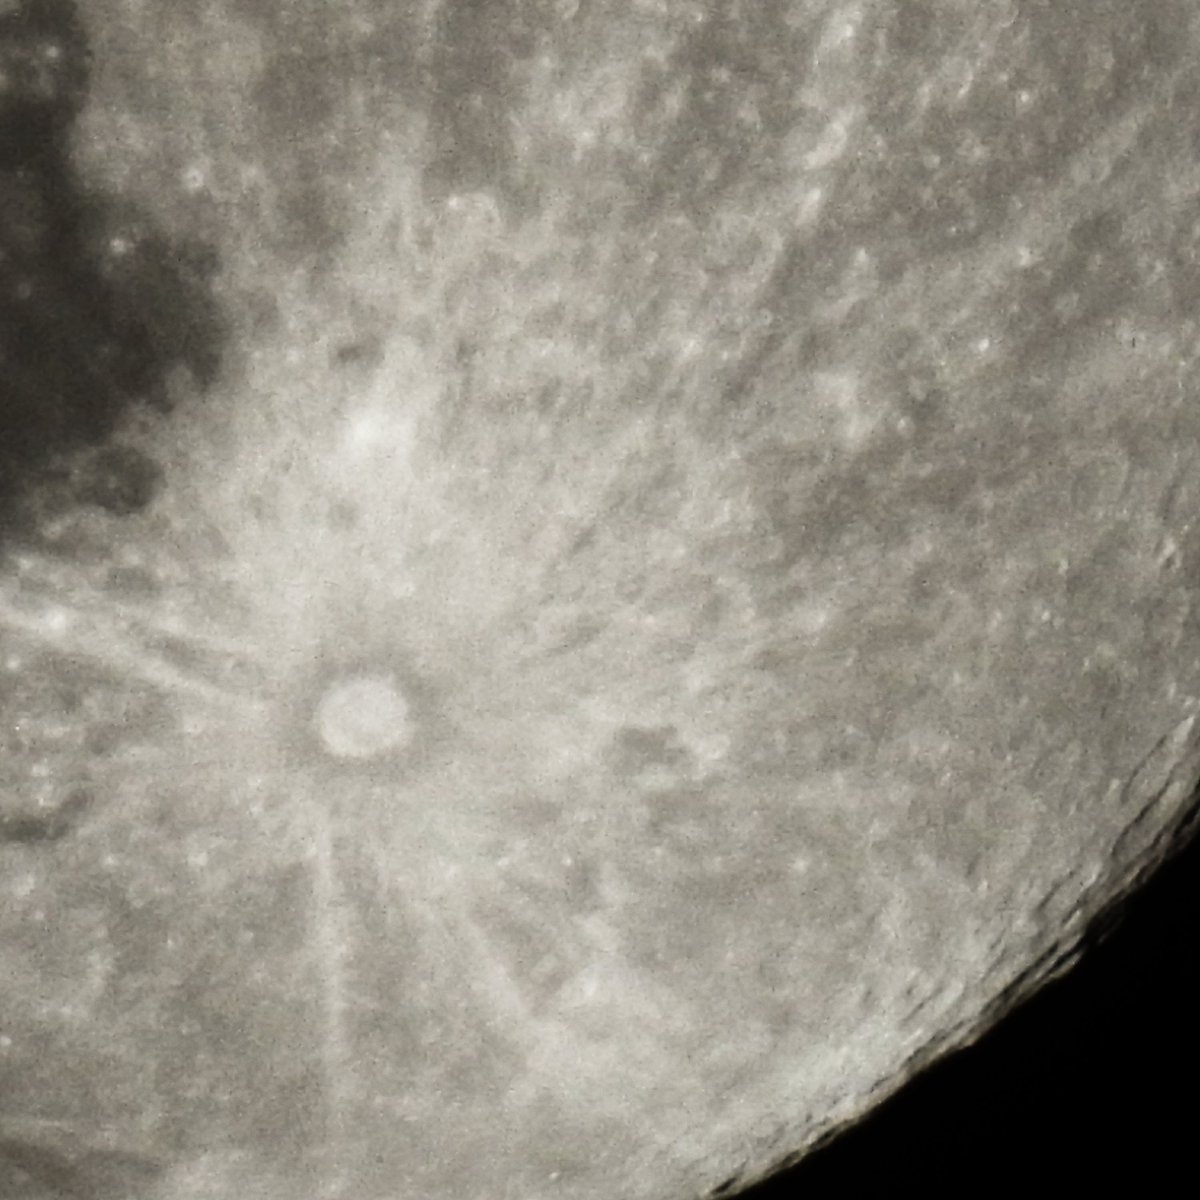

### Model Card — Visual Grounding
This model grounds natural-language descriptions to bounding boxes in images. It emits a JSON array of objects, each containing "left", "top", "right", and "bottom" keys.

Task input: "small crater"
[
  {"left": 326, "top": 499, "right": 360, "bottom": 531},
  {"left": 707, "top": 1172, "right": 745, "bottom": 1198},
  {"left": 606, "top": 724, "right": 695, "bottom": 793},
  {"left": 74, "top": 443, "right": 164, "bottom": 514},
  {"left": 331, "top": 337, "right": 381, "bottom": 368},
  {"left": 0, "top": 787, "right": 92, "bottom": 844}
]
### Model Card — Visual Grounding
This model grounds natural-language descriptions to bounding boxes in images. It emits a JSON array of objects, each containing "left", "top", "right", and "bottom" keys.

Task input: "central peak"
[{"left": 312, "top": 673, "right": 414, "bottom": 761}]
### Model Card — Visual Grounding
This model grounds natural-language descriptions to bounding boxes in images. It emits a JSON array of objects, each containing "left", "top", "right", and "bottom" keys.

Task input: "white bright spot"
[
  {"left": 796, "top": 186, "right": 824, "bottom": 226},
  {"left": 182, "top": 164, "right": 208, "bottom": 193},
  {"left": 334, "top": 337, "right": 434, "bottom": 475},
  {"left": 338, "top": 402, "right": 420, "bottom": 474},
  {"left": 795, "top": 602, "right": 833, "bottom": 637},
  {"left": 314, "top": 674, "right": 413, "bottom": 761},
  {"left": 41, "top": 608, "right": 72, "bottom": 635}
]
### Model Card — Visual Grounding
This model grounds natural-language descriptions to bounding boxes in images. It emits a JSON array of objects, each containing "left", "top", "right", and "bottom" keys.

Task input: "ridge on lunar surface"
[{"left": 2, "top": 2, "right": 1200, "bottom": 1198}]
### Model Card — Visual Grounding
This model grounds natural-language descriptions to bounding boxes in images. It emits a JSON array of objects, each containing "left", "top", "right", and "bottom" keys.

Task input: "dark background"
[{"left": 743, "top": 815, "right": 1200, "bottom": 1195}]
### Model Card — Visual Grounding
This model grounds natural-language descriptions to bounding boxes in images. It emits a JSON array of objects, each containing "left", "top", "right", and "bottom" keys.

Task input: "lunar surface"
[{"left": 2, "top": 2, "right": 1200, "bottom": 1198}]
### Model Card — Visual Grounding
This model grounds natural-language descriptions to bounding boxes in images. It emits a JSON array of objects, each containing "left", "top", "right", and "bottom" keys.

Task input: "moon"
[{"left": 2, "top": 2, "right": 1199, "bottom": 1198}]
